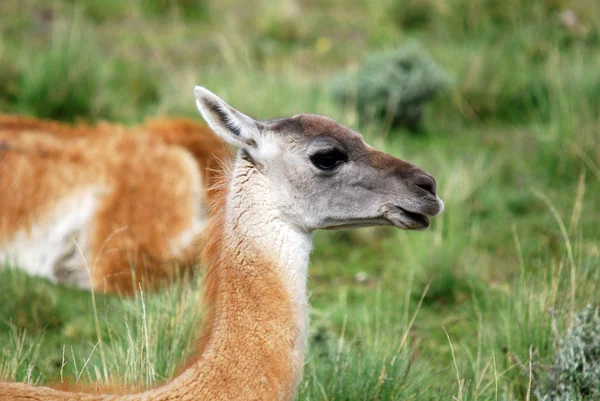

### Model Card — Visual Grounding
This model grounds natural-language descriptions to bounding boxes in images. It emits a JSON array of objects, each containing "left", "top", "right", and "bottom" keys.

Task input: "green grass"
[
  {"left": 0, "top": 0, "right": 599, "bottom": 399},
  {"left": 0, "top": 266, "right": 202, "bottom": 387}
]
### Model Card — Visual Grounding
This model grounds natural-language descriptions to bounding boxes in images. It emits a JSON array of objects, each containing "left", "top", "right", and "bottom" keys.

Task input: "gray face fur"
[{"left": 194, "top": 86, "right": 444, "bottom": 233}]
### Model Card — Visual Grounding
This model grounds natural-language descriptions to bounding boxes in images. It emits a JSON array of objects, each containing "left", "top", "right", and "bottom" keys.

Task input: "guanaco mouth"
[{"left": 396, "top": 206, "right": 431, "bottom": 230}]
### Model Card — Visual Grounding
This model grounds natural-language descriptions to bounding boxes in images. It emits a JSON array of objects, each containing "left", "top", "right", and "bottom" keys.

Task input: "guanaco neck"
[
  {"left": 0, "top": 155, "right": 312, "bottom": 401},
  {"left": 147, "top": 154, "right": 313, "bottom": 400}
]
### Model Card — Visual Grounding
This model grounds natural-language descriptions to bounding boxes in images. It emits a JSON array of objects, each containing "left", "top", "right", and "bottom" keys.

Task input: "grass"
[
  {"left": 0, "top": 0, "right": 599, "bottom": 399},
  {"left": 0, "top": 266, "right": 202, "bottom": 387}
]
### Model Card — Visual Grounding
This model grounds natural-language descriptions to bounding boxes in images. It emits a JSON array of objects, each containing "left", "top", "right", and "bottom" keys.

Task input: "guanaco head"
[{"left": 194, "top": 86, "right": 443, "bottom": 232}]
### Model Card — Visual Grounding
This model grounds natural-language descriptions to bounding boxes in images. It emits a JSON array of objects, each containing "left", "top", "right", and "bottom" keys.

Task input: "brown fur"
[
  {"left": 0, "top": 115, "right": 229, "bottom": 294},
  {"left": 0, "top": 158, "right": 300, "bottom": 401}
]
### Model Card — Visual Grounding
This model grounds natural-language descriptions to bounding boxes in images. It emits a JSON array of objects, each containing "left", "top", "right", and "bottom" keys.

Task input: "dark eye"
[{"left": 310, "top": 149, "right": 348, "bottom": 171}]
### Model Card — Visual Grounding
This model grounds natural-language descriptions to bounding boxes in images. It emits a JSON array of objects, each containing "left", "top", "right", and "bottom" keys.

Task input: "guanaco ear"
[{"left": 194, "top": 86, "right": 262, "bottom": 149}]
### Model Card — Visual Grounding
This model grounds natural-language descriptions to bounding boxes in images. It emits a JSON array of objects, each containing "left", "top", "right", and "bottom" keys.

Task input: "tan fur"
[
  {"left": 0, "top": 157, "right": 301, "bottom": 401},
  {"left": 0, "top": 115, "right": 228, "bottom": 294}
]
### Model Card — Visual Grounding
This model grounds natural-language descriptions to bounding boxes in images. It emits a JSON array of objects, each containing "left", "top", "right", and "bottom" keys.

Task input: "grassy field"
[{"left": 1, "top": 0, "right": 600, "bottom": 399}]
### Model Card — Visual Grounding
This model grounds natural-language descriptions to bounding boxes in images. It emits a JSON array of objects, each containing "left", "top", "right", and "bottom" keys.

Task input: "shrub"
[
  {"left": 331, "top": 43, "right": 451, "bottom": 131},
  {"left": 536, "top": 305, "right": 600, "bottom": 401},
  {"left": 0, "top": 41, "right": 20, "bottom": 110},
  {"left": 105, "top": 57, "right": 161, "bottom": 121},
  {"left": 141, "top": 0, "right": 209, "bottom": 20},
  {"left": 16, "top": 21, "right": 110, "bottom": 122}
]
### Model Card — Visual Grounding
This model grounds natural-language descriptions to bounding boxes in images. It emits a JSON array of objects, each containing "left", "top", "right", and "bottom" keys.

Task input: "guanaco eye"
[{"left": 310, "top": 149, "right": 348, "bottom": 171}]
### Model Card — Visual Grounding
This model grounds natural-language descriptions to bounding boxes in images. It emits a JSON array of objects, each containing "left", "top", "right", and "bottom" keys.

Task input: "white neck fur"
[{"left": 225, "top": 155, "right": 313, "bottom": 380}]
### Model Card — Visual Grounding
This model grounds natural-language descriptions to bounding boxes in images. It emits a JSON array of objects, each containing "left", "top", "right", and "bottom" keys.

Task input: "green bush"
[
  {"left": 12, "top": 18, "right": 163, "bottom": 123},
  {"left": 141, "top": 0, "right": 209, "bottom": 20},
  {"left": 16, "top": 21, "right": 110, "bottom": 122},
  {"left": 331, "top": 43, "right": 451, "bottom": 130},
  {"left": 0, "top": 41, "right": 20, "bottom": 110},
  {"left": 536, "top": 305, "right": 600, "bottom": 401},
  {"left": 105, "top": 58, "right": 161, "bottom": 121}
]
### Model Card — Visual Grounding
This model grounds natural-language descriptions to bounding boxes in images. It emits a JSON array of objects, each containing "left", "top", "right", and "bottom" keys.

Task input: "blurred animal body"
[
  {"left": 0, "top": 115, "right": 228, "bottom": 294},
  {"left": 0, "top": 88, "right": 443, "bottom": 400}
]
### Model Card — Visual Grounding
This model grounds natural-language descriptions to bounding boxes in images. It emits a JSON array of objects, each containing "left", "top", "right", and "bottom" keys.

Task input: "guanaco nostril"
[{"left": 414, "top": 175, "right": 437, "bottom": 196}]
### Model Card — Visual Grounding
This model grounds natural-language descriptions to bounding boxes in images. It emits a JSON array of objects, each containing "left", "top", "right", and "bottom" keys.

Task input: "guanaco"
[
  {"left": 0, "top": 116, "right": 227, "bottom": 293},
  {"left": 0, "top": 87, "right": 443, "bottom": 400}
]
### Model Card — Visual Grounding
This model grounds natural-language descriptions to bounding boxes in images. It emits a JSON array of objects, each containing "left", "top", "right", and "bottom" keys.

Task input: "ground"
[{"left": 0, "top": 0, "right": 599, "bottom": 399}]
